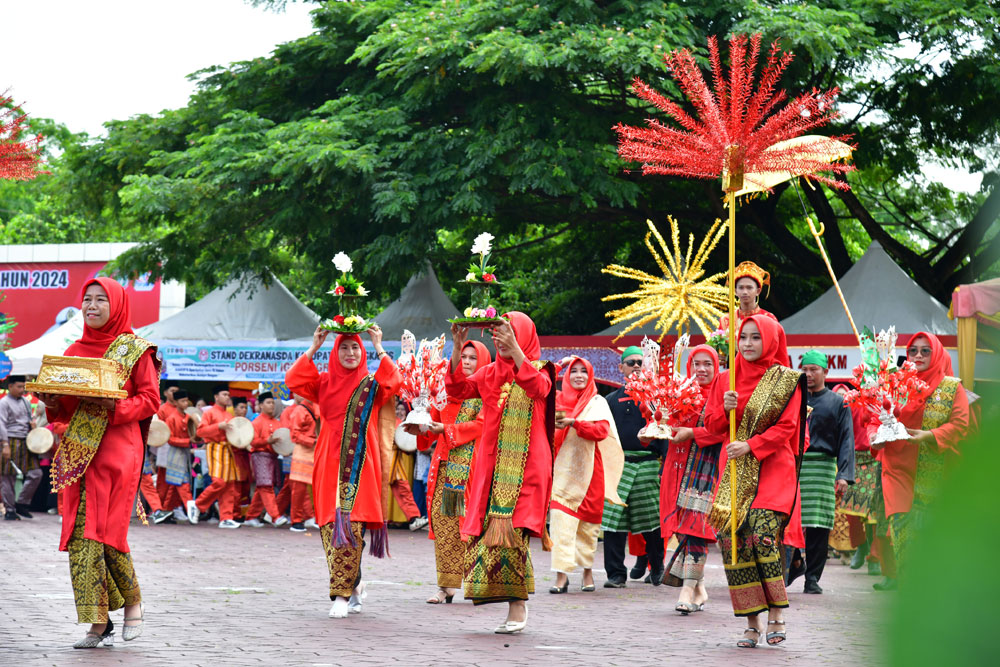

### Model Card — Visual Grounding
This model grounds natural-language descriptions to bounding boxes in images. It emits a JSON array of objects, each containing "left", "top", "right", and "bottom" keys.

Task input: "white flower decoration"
[
  {"left": 357, "top": 285, "right": 369, "bottom": 296},
  {"left": 470, "top": 232, "right": 494, "bottom": 256},
  {"left": 332, "top": 252, "right": 353, "bottom": 273},
  {"left": 465, "top": 272, "right": 476, "bottom": 281}
]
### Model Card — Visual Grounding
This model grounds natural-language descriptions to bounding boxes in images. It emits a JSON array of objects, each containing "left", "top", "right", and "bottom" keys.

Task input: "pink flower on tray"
[{"left": 485, "top": 306, "right": 497, "bottom": 318}]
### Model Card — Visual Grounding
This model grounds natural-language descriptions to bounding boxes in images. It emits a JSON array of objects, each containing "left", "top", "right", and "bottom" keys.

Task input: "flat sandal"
[{"left": 737, "top": 627, "right": 760, "bottom": 648}]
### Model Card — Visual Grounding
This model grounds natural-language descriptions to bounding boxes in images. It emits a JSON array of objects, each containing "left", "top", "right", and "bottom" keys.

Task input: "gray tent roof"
[
  {"left": 781, "top": 241, "right": 956, "bottom": 335},
  {"left": 140, "top": 275, "right": 320, "bottom": 340},
  {"left": 374, "top": 262, "right": 460, "bottom": 341}
]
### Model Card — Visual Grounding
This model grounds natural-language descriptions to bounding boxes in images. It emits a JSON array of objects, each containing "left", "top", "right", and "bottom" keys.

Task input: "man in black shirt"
[
  {"left": 792, "top": 350, "right": 855, "bottom": 594},
  {"left": 601, "top": 347, "right": 667, "bottom": 587}
]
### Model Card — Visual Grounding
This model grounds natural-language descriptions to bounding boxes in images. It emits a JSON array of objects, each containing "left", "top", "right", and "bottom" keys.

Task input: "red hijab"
[
  {"left": 686, "top": 344, "right": 720, "bottom": 398},
  {"left": 556, "top": 356, "right": 597, "bottom": 419},
  {"left": 898, "top": 331, "right": 952, "bottom": 428},
  {"left": 461, "top": 340, "right": 492, "bottom": 376},
  {"left": 482, "top": 311, "right": 541, "bottom": 386},
  {"left": 65, "top": 277, "right": 135, "bottom": 357},
  {"left": 328, "top": 333, "right": 370, "bottom": 396},
  {"left": 732, "top": 315, "right": 788, "bottom": 415}
]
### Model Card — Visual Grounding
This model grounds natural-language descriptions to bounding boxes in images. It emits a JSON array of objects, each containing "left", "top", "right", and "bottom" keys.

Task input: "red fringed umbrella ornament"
[
  {"left": 0, "top": 93, "right": 45, "bottom": 181},
  {"left": 614, "top": 33, "right": 855, "bottom": 559}
]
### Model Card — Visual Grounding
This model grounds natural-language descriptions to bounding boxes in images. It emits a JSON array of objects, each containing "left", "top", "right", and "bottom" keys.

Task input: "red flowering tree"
[{"left": 0, "top": 92, "right": 44, "bottom": 181}]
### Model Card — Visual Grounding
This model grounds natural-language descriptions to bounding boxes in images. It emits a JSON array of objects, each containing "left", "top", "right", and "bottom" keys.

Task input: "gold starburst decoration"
[{"left": 602, "top": 217, "right": 728, "bottom": 341}]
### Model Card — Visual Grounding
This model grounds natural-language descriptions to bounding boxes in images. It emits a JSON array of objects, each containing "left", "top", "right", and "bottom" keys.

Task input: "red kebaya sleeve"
[
  {"left": 166, "top": 412, "right": 190, "bottom": 447},
  {"left": 513, "top": 359, "right": 552, "bottom": 400},
  {"left": 291, "top": 407, "right": 317, "bottom": 449},
  {"left": 107, "top": 351, "right": 160, "bottom": 425},
  {"left": 445, "top": 364, "right": 483, "bottom": 400},
  {"left": 747, "top": 388, "right": 802, "bottom": 461},
  {"left": 442, "top": 411, "right": 485, "bottom": 452},
  {"left": 692, "top": 422, "right": 726, "bottom": 448},
  {"left": 573, "top": 419, "right": 609, "bottom": 441},
  {"left": 196, "top": 409, "right": 226, "bottom": 442},
  {"left": 930, "top": 384, "right": 969, "bottom": 454},
  {"left": 286, "top": 354, "right": 321, "bottom": 404},
  {"left": 374, "top": 354, "right": 402, "bottom": 400},
  {"left": 703, "top": 374, "right": 729, "bottom": 438}
]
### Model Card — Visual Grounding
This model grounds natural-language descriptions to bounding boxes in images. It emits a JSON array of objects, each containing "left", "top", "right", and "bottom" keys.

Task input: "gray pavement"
[{"left": 0, "top": 513, "right": 886, "bottom": 666}]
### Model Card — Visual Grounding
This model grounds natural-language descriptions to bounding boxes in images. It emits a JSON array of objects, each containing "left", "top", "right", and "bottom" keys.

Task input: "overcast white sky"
[{"left": 3, "top": 0, "right": 315, "bottom": 137}]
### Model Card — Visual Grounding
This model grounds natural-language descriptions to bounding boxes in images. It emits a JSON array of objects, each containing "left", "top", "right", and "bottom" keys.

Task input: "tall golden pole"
[{"left": 726, "top": 191, "right": 737, "bottom": 563}]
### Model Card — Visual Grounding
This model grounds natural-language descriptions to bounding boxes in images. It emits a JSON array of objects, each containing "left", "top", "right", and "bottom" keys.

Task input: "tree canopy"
[{"left": 3, "top": 0, "right": 997, "bottom": 333}]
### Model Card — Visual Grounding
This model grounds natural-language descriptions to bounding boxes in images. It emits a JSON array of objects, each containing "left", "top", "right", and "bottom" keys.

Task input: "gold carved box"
[{"left": 26, "top": 355, "right": 128, "bottom": 400}]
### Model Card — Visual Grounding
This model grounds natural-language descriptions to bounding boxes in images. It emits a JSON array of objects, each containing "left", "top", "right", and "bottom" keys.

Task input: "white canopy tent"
[{"left": 5, "top": 312, "right": 85, "bottom": 375}]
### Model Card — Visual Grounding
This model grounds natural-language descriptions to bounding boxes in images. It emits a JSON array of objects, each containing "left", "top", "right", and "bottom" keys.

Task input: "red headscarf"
[
  {"left": 483, "top": 311, "right": 541, "bottom": 386},
  {"left": 554, "top": 356, "right": 597, "bottom": 451},
  {"left": 732, "top": 315, "right": 789, "bottom": 416},
  {"left": 327, "top": 333, "right": 370, "bottom": 395},
  {"left": 461, "top": 340, "right": 492, "bottom": 376},
  {"left": 898, "top": 331, "right": 952, "bottom": 428},
  {"left": 556, "top": 356, "right": 597, "bottom": 419},
  {"left": 65, "top": 277, "right": 135, "bottom": 357},
  {"left": 686, "top": 344, "right": 720, "bottom": 398}
]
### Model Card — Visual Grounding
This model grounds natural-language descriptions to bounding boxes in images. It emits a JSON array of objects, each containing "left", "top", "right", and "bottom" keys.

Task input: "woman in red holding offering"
[
  {"left": 445, "top": 313, "right": 556, "bottom": 634},
  {"left": 38, "top": 278, "right": 160, "bottom": 648},
  {"left": 285, "top": 324, "right": 401, "bottom": 619}
]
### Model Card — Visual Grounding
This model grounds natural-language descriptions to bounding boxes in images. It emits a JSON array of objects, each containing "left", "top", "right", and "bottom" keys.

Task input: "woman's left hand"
[
  {"left": 555, "top": 416, "right": 575, "bottom": 429},
  {"left": 367, "top": 324, "right": 383, "bottom": 348},
  {"left": 81, "top": 397, "right": 116, "bottom": 410},
  {"left": 726, "top": 440, "right": 751, "bottom": 459},
  {"left": 491, "top": 320, "right": 520, "bottom": 356},
  {"left": 906, "top": 428, "right": 935, "bottom": 445}
]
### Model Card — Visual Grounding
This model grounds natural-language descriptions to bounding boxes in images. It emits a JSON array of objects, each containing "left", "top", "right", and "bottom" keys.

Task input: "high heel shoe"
[
  {"left": 494, "top": 607, "right": 528, "bottom": 634},
  {"left": 426, "top": 588, "right": 455, "bottom": 604},
  {"left": 73, "top": 619, "right": 114, "bottom": 649},
  {"left": 548, "top": 582, "right": 569, "bottom": 594},
  {"left": 122, "top": 603, "right": 144, "bottom": 641}
]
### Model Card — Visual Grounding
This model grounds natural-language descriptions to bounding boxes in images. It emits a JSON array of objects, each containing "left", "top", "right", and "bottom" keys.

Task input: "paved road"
[{"left": 0, "top": 514, "right": 886, "bottom": 666}]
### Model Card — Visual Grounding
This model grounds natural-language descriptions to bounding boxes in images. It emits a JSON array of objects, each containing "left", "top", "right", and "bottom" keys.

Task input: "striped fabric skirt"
[
  {"left": 0, "top": 437, "right": 38, "bottom": 476},
  {"left": 799, "top": 451, "right": 837, "bottom": 530},
  {"left": 601, "top": 458, "right": 661, "bottom": 534}
]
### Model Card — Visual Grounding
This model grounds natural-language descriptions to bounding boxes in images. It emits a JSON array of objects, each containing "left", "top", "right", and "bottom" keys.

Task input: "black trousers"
[
  {"left": 805, "top": 526, "right": 831, "bottom": 583},
  {"left": 603, "top": 529, "right": 665, "bottom": 582}
]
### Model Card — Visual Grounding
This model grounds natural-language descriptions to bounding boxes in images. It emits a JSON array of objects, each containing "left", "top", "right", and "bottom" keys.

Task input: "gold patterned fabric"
[
  {"left": 912, "top": 377, "right": 959, "bottom": 505},
  {"left": 53, "top": 333, "right": 156, "bottom": 492},
  {"left": 717, "top": 509, "right": 787, "bottom": 617},
  {"left": 430, "top": 476, "right": 466, "bottom": 588},
  {"left": 205, "top": 441, "right": 242, "bottom": 482},
  {"left": 320, "top": 520, "right": 364, "bottom": 598},
  {"left": 464, "top": 527, "right": 534, "bottom": 605},
  {"left": 0, "top": 437, "right": 37, "bottom": 476},
  {"left": 67, "top": 483, "right": 141, "bottom": 623},
  {"left": 709, "top": 365, "right": 804, "bottom": 533}
]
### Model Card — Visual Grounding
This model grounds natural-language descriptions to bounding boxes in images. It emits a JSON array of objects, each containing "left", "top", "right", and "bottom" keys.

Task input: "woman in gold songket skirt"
[
  {"left": 37, "top": 278, "right": 161, "bottom": 648},
  {"left": 704, "top": 315, "right": 805, "bottom": 648},
  {"left": 410, "top": 341, "right": 491, "bottom": 603}
]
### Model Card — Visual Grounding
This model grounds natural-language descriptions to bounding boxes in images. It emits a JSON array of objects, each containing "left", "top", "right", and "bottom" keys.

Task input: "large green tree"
[{"left": 11, "top": 0, "right": 999, "bottom": 332}]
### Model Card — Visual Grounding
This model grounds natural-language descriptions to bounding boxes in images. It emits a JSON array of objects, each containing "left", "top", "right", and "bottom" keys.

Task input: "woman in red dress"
[
  {"left": 39, "top": 278, "right": 160, "bottom": 648},
  {"left": 549, "top": 356, "right": 623, "bottom": 594},
  {"left": 661, "top": 344, "right": 725, "bottom": 613},
  {"left": 704, "top": 315, "right": 805, "bottom": 648},
  {"left": 445, "top": 313, "right": 556, "bottom": 634}
]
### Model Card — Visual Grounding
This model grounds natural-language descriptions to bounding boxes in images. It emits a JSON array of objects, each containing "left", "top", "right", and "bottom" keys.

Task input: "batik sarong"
[
  {"left": 250, "top": 451, "right": 278, "bottom": 487},
  {"left": 429, "top": 477, "right": 466, "bottom": 588},
  {"left": 0, "top": 437, "right": 38, "bottom": 475},
  {"left": 601, "top": 457, "right": 661, "bottom": 534},
  {"left": 717, "top": 508, "right": 788, "bottom": 617},
  {"left": 842, "top": 450, "right": 879, "bottom": 522},
  {"left": 665, "top": 535, "right": 711, "bottom": 586},
  {"left": 464, "top": 527, "right": 534, "bottom": 605},
  {"left": 320, "top": 520, "right": 365, "bottom": 598},
  {"left": 67, "top": 483, "right": 141, "bottom": 623},
  {"left": 799, "top": 451, "right": 837, "bottom": 529},
  {"left": 163, "top": 445, "right": 190, "bottom": 487}
]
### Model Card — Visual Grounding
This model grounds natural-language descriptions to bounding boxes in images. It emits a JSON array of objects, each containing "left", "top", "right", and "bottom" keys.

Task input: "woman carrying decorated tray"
[
  {"left": 661, "top": 344, "right": 726, "bottom": 613},
  {"left": 408, "top": 340, "right": 492, "bottom": 604},
  {"left": 548, "top": 356, "right": 623, "bottom": 594},
  {"left": 445, "top": 313, "right": 556, "bottom": 634},
  {"left": 878, "top": 332, "right": 969, "bottom": 573},
  {"left": 37, "top": 278, "right": 160, "bottom": 648},
  {"left": 285, "top": 324, "right": 401, "bottom": 619},
  {"left": 704, "top": 315, "right": 806, "bottom": 648}
]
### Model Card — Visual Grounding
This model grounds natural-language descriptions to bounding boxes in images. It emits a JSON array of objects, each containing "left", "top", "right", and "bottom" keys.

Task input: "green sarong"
[
  {"left": 799, "top": 451, "right": 837, "bottom": 529},
  {"left": 601, "top": 458, "right": 660, "bottom": 534}
]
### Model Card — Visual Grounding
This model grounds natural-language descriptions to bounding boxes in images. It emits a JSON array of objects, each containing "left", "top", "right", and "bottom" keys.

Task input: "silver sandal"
[
  {"left": 73, "top": 620, "right": 114, "bottom": 649},
  {"left": 122, "top": 603, "right": 144, "bottom": 641}
]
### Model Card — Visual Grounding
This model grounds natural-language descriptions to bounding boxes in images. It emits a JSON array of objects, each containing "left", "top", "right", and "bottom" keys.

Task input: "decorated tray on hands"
[
  {"left": 320, "top": 315, "right": 374, "bottom": 335},
  {"left": 26, "top": 355, "right": 128, "bottom": 400}
]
